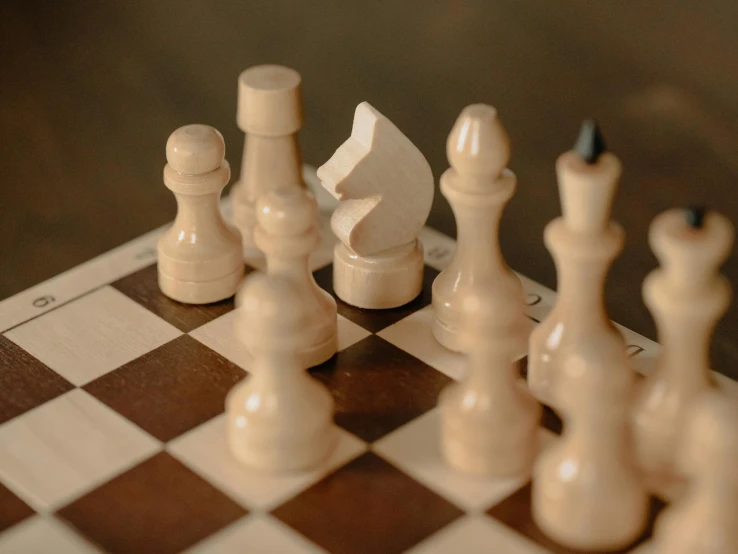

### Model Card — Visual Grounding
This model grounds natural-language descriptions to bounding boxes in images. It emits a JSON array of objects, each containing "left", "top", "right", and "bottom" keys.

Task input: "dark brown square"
[
  {"left": 58, "top": 452, "right": 246, "bottom": 554},
  {"left": 486, "top": 482, "right": 665, "bottom": 554},
  {"left": 84, "top": 335, "right": 246, "bottom": 442},
  {"left": 0, "top": 335, "right": 74, "bottom": 424},
  {"left": 310, "top": 334, "right": 452, "bottom": 442},
  {"left": 0, "top": 481, "right": 35, "bottom": 532},
  {"left": 312, "top": 264, "right": 439, "bottom": 333},
  {"left": 112, "top": 264, "right": 240, "bottom": 332},
  {"left": 272, "top": 451, "right": 462, "bottom": 554}
]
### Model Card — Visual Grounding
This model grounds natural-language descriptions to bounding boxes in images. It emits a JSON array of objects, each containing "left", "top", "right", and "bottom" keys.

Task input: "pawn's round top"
[
  {"left": 446, "top": 104, "right": 510, "bottom": 177},
  {"left": 166, "top": 124, "right": 225, "bottom": 175},
  {"left": 238, "top": 65, "right": 303, "bottom": 136},
  {"left": 237, "top": 273, "right": 305, "bottom": 336},
  {"left": 257, "top": 186, "right": 318, "bottom": 236}
]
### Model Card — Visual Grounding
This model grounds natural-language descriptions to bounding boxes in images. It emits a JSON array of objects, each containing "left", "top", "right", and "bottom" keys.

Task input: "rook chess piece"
[
  {"left": 317, "top": 102, "right": 434, "bottom": 309},
  {"left": 532, "top": 335, "right": 648, "bottom": 550},
  {"left": 227, "top": 272, "right": 336, "bottom": 472},
  {"left": 252, "top": 186, "right": 338, "bottom": 367},
  {"left": 631, "top": 207, "right": 733, "bottom": 499},
  {"left": 440, "top": 288, "right": 540, "bottom": 477},
  {"left": 652, "top": 388, "right": 738, "bottom": 554},
  {"left": 527, "top": 120, "right": 626, "bottom": 409},
  {"left": 432, "top": 104, "right": 527, "bottom": 352},
  {"left": 157, "top": 124, "right": 243, "bottom": 304},
  {"left": 230, "top": 65, "right": 306, "bottom": 258}
]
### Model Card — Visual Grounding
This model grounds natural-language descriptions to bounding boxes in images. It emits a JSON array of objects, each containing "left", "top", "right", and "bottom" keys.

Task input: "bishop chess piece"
[
  {"left": 230, "top": 65, "right": 307, "bottom": 258},
  {"left": 252, "top": 186, "right": 338, "bottom": 367},
  {"left": 157, "top": 124, "right": 243, "bottom": 304},
  {"left": 440, "top": 288, "right": 540, "bottom": 477},
  {"left": 527, "top": 120, "right": 627, "bottom": 409},
  {"left": 652, "top": 388, "right": 738, "bottom": 554},
  {"left": 432, "top": 104, "right": 527, "bottom": 352},
  {"left": 632, "top": 207, "right": 733, "bottom": 499},
  {"left": 227, "top": 273, "right": 336, "bottom": 472},
  {"left": 317, "top": 102, "right": 434, "bottom": 309}
]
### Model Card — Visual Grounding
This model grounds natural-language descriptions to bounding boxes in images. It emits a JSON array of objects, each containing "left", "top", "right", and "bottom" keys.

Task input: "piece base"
[
  {"left": 333, "top": 241, "right": 424, "bottom": 309},
  {"left": 158, "top": 265, "right": 244, "bottom": 304}
]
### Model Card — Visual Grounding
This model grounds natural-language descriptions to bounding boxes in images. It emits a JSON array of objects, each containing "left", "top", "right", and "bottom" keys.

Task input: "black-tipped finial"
[
  {"left": 574, "top": 119, "right": 607, "bottom": 164},
  {"left": 685, "top": 205, "right": 706, "bottom": 229}
]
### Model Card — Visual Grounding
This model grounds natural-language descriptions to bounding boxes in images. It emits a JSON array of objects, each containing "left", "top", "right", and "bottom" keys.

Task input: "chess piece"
[
  {"left": 432, "top": 104, "right": 527, "bottom": 352},
  {"left": 230, "top": 65, "right": 306, "bottom": 258},
  {"left": 158, "top": 124, "right": 243, "bottom": 304},
  {"left": 227, "top": 272, "right": 336, "bottom": 472},
  {"left": 440, "top": 288, "right": 540, "bottom": 477},
  {"left": 252, "top": 186, "right": 338, "bottom": 367},
  {"left": 631, "top": 207, "right": 733, "bottom": 499},
  {"left": 317, "top": 102, "right": 434, "bottom": 309},
  {"left": 532, "top": 333, "right": 648, "bottom": 551},
  {"left": 527, "top": 120, "right": 626, "bottom": 408},
  {"left": 652, "top": 388, "right": 738, "bottom": 554}
]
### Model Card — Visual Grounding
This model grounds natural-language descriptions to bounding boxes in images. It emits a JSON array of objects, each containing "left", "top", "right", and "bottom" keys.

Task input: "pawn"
[
  {"left": 253, "top": 186, "right": 338, "bottom": 367},
  {"left": 440, "top": 289, "right": 540, "bottom": 477},
  {"left": 432, "top": 104, "right": 527, "bottom": 353},
  {"left": 227, "top": 273, "right": 336, "bottom": 472},
  {"left": 632, "top": 207, "right": 733, "bottom": 499},
  {"left": 532, "top": 338, "right": 648, "bottom": 551},
  {"left": 158, "top": 124, "right": 243, "bottom": 304},
  {"left": 652, "top": 389, "right": 738, "bottom": 554},
  {"left": 230, "top": 65, "right": 307, "bottom": 257}
]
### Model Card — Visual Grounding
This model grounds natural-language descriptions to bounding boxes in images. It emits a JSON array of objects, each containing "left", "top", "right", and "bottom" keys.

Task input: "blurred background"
[{"left": 2, "top": 1, "right": 737, "bottom": 378}]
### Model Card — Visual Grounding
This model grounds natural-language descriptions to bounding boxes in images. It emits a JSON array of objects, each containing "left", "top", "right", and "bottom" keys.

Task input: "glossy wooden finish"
[{"left": 3, "top": 0, "right": 738, "bottom": 381}]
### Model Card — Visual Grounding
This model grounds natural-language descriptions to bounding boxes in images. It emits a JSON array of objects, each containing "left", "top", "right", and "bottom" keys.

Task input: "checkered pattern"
[{"left": 0, "top": 212, "right": 681, "bottom": 554}]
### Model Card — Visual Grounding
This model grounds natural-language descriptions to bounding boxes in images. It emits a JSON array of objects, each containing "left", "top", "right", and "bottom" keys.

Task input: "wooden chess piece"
[
  {"left": 227, "top": 272, "right": 336, "bottom": 472},
  {"left": 317, "top": 102, "right": 434, "bottom": 309},
  {"left": 252, "top": 186, "right": 338, "bottom": 367},
  {"left": 432, "top": 104, "right": 527, "bottom": 353},
  {"left": 652, "top": 388, "right": 738, "bottom": 554},
  {"left": 632, "top": 207, "right": 733, "bottom": 499},
  {"left": 440, "top": 288, "right": 540, "bottom": 477},
  {"left": 527, "top": 120, "right": 626, "bottom": 409},
  {"left": 230, "top": 65, "right": 306, "bottom": 257},
  {"left": 157, "top": 124, "right": 243, "bottom": 304},
  {"left": 532, "top": 334, "right": 648, "bottom": 551}
]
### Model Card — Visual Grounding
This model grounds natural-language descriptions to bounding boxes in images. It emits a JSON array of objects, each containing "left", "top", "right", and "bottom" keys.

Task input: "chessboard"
[{"left": 0, "top": 168, "right": 735, "bottom": 554}]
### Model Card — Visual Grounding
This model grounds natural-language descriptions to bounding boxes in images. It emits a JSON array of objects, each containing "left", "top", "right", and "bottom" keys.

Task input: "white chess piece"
[
  {"left": 432, "top": 104, "right": 527, "bottom": 353},
  {"left": 230, "top": 65, "right": 306, "bottom": 258},
  {"left": 252, "top": 186, "right": 338, "bottom": 367},
  {"left": 317, "top": 102, "right": 434, "bottom": 309},
  {"left": 532, "top": 337, "right": 648, "bottom": 551},
  {"left": 652, "top": 388, "right": 738, "bottom": 554},
  {"left": 632, "top": 207, "right": 734, "bottom": 499},
  {"left": 440, "top": 288, "right": 540, "bottom": 477},
  {"left": 227, "top": 272, "right": 336, "bottom": 472},
  {"left": 527, "top": 121, "right": 626, "bottom": 409},
  {"left": 157, "top": 124, "right": 243, "bottom": 304}
]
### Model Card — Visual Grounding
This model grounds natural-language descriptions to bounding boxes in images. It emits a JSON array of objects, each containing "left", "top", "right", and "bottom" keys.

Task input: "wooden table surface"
[{"left": 2, "top": 1, "right": 738, "bottom": 379}]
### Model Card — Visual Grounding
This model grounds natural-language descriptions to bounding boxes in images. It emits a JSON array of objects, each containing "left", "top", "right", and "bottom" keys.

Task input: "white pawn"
[
  {"left": 632, "top": 207, "right": 733, "bottom": 499},
  {"left": 227, "top": 273, "right": 336, "bottom": 472},
  {"left": 158, "top": 124, "right": 243, "bottom": 304},
  {"left": 528, "top": 120, "right": 626, "bottom": 408},
  {"left": 230, "top": 65, "right": 306, "bottom": 258},
  {"left": 440, "top": 289, "right": 540, "bottom": 477},
  {"left": 253, "top": 187, "right": 338, "bottom": 367},
  {"left": 532, "top": 340, "right": 648, "bottom": 551},
  {"left": 432, "top": 104, "right": 526, "bottom": 353},
  {"left": 653, "top": 389, "right": 738, "bottom": 554}
]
